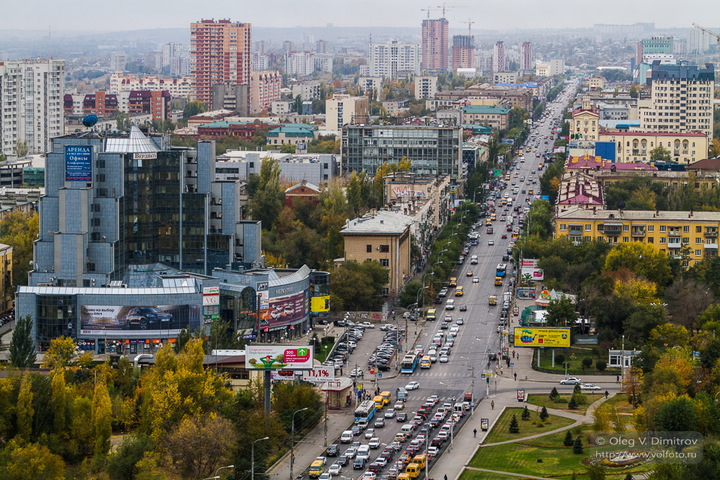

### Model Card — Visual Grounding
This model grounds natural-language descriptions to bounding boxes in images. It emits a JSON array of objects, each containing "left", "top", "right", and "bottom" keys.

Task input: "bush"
[
  {"left": 555, "top": 354, "right": 565, "bottom": 365},
  {"left": 540, "top": 406, "right": 549, "bottom": 421},
  {"left": 107, "top": 434, "right": 154, "bottom": 480},
  {"left": 573, "top": 384, "right": 581, "bottom": 395},
  {"left": 582, "top": 357, "right": 593, "bottom": 370},
  {"left": 572, "top": 393, "right": 587, "bottom": 405},
  {"left": 522, "top": 406, "right": 531, "bottom": 420},
  {"left": 573, "top": 436, "right": 583, "bottom": 454},
  {"left": 568, "top": 396, "right": 579, "bottom": 410},
  {"left": 564, "top": 430, "right": 574, "bottom": 446},
  {"left": 549, "top": 387, "right": 560, "bottom": 400},
  {"left": 509, "top": 415, "right": 520, "bottom": 433},
  {"left": 596, "top": 360, "right": 607, "bottom": 371}
]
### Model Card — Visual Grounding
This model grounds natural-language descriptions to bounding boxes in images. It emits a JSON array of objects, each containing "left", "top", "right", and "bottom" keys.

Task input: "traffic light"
[{"left": 486, "top": 377, "right": 490, "bottom": 385}]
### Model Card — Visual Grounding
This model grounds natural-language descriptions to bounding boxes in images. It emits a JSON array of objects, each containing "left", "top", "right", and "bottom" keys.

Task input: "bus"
[
  {"left": 400, "top": 354, "right": 419, "bottom": 374},
  {"left": 496, "top": 264, "right": 507, "bottom": 277},
  {"left": 354, "top": 400, "right": 376, "bottom": 424}
]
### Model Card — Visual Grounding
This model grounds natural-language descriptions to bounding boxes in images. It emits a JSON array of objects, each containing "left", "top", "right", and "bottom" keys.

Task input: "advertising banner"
[
  {"left": 520, "top": 258, "right": 544, "bottom": 281},
  {"left": 245, "top": 345, "right": 314, "bottom": 370},
  {"left": 79, "top": 304, "right": 200, "bottom": 336},
  {"left": 513, "top": 327, "right": 571, "bottom": 348},
  {"left": 65, "top": 145, "right": 92, "bottom": 181},
  {"left": 311, "top": 296, "right": 330, "bottom": 313},
  {"left": 302, "top": 367, "right": 335, "bottom": 383},
  {"left": 260, "top": 291, "right": 308, "bottom": 329}
]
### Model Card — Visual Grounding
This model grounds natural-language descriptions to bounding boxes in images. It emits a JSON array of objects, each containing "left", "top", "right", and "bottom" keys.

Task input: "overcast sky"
[{"left": 1, "top": 0, "right": 718, "bottom": 32}]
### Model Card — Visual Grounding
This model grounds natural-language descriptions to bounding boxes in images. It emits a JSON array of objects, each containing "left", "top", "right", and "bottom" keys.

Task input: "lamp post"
[
  {"left": 290, "top": 408, "right": 309, "bottom": 480},
  {"left": 252, "top": 436, "right": 270, "bottom": 480},
  {"left": 215, "top": 465, "right": 235, "bottom": 479}
]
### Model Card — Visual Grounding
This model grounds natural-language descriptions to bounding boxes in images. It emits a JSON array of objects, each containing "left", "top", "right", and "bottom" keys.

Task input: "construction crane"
[
  {"left": 692, "top": 23, "right": 720, "bottom": 75},
  {"left": 437, "top": 3, "right": 466, "bottom": 18},
  {"left": 421, "top": 6, "right": 440, "bottom": 19},
  {"left": 462, "top": 19, "right": 475, "bottom": 38}
]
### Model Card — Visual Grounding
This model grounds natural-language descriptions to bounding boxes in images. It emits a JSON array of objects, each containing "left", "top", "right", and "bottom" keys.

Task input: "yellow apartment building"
[
  {"left": 597, "top": 131, "right": 708, "bottom": 164},
  {"left": 555, "top": 206, "right": 720, "bottom": 267}
]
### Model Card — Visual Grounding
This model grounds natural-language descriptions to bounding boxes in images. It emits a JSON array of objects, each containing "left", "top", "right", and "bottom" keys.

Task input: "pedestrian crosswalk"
[{"left": 410, "top": 371, "right": 466, "bottom": 378}]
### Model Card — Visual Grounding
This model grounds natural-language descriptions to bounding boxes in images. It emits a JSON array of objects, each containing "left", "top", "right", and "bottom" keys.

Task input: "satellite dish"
[{"left": 82, "top": 114, "right": 98, "bottom": 128}]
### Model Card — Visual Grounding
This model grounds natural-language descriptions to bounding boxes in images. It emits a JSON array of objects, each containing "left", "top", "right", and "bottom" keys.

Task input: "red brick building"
[{"left": 284, "top": 181, "right": 321, "bottom": 208}]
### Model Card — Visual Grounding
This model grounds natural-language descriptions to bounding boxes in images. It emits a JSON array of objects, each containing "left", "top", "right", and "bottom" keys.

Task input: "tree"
[
  {"left": 654, "top": 396, "right": 697, "bottom": 432},
  {"left": 50, "top": 369, "right": 67, "bottom": 434},
  {"left": 573, "top": 436, "right": 583, "bottom": 454},
  {"left": 564, "top": 430, "right": 574, "bottom": 446},
  {"left": 106, "top": 434, "right": 155, "bottom": 480},
  {"left": 540, "top": 406, "right": 549, "bottom": 421},
  {"left": 545, "top": 296, "right": 576, "bottom": 327},
  {"left": 41, "top": 336, "right": 77, "bottom": 369},
  {"left": 509, "top": 414, "right": 520, "bottom": 433},
  {"left": 5, "top": 443, "right": 65, "bottom": 480},
  {"left": 14, "top": 140, "right": 28, "bottom": 158},
  {"left": 183, "top": 100, "right": 206, "bottom": 120},
  {"left": 549, "top": 387, "right": 560, "bottom": 400},
  {"left": 582, "top": 357, "right": 593, "bottom": 370},
  {"left": 164, "top": 414, "right": 235, "bottom": 479},
  {"left": 568, "top": 395, "right": 579, "bottom": 410},
  {"left": 247, "top": 157, "right": 285, "bottom": 230},
  {"left": 16, "top": 373, "right": 34, "bottom": 440},
  {"left": 604, "top": 242, "right": 671, "bottom": 287},
  {"left": 650, "top": 145, "right": 671, "bottom": 162},
  {"left": 329, "top": 261, "right": 388, "bottom": 311},
  {"left": 596, "top": 360, "right": 607, "bottom": 371},
  {"left": 522, "top": 406, "right": 531, "bottom": 420},
  {"left": 9, "top": 315, "right": 36, "bottom": 368},
  {"left": 664, "top": 277, "right": 713, "bottom": 332},
  {"left": 0, "top": 211, "right": 39, "bottom": 290},
  {"left": 399, "top": 281, "right": 423, "bottom": 308},
  {"left": 93, "top": 376, "right": 113, "bottom": 458}
]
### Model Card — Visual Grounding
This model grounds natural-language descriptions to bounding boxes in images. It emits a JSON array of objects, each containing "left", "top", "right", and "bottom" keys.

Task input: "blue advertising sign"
[{"left": 65, "top": 145, "right": 92, "bottom": 181}]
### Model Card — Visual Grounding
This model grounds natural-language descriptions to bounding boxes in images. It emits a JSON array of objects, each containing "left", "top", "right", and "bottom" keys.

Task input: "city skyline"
[{"left": 1, "top": 0, "right": 719, "bottom": 32}]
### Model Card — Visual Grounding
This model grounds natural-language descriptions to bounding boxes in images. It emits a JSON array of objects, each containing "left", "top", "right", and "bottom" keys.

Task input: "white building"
[
  {"left": 550, "top": 59, "right": 565, "bottom": 76},
  {"left": 0, "top": 59, "right": 65, "bottom": 156},
  {"left": 325, "top": 95, "right": 369, "bottom": 132},
  {"left": 494, "top": 71, "right": 518, "bottom": 84},
  {"left": 109, "top": 74, "right": 195, "bottom": 99},
  {"left": 291, "top": 81, "right": 322, "bottom": 101},
  {"left": 358, "top": 76, "right": 383, "bottom": 96},
  {"left": 252, "top": 53, "right": 270, "bottom": 71},
  {"left": 285, "top": 51, "right": 315, "bottom": 77},
  {"left": 414, "top": 76, "right": 438, "bottom": 100},
  {"left": 369, "top": 40, "right": 421, "bottom": 79}
]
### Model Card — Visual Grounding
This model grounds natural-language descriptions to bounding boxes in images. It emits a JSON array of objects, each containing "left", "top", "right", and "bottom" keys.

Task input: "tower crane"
[
  {"left": 462, "top": 19, "right": 475, "bottom": 38},
  {"left": 437, "top": 3, "right": 467, "bottom": 18},
  {"left": 421, "top": 6, "right": 440, "bottom": 19},
  {"left": 692, "top": 23, "right": 720, "bottom": 75}
]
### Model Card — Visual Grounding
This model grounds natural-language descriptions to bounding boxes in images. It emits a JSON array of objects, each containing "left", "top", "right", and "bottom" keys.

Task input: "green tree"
[
  {"left": 93, "top": 377, "right": 113, "bottom": 458},
  {"left": 582, "top": 357, "right": 593, "bottom": 370},
  {"left": 564, "top": 430, "right": 574, "bottom": 446},
  {"left": 509, "top": 414, "right": 520, "bottom": 433},
  {"left": 50, "top": 369, "right": 67, "bottom": 434},
  {"left": 16, "top": 374, "right": 34, "bottom": 440},
  {"left": 604, "top": 242, "right": 672, "bottom": 287},
  {"left": 164, "top": 414, "right": 235, "bottom": 479},
  {"left": 5, "top": 443, "right": 65, "bottom": 480},
  {"left": 522, "top": 405, "right": 531, "bottom": 420},
  {"left": 14, "top": 140, "right": 28, "bottom": 158},
  {"left": 247, "top": 157, "right": 285, "bottom": 230},
  {"left": 540, "top": 406, "right": 549, "bottom": 421},
  {"left": 568, "top": 395, "right": 579, "bottom": 410},
  {"left": 0, "top": 211, "right": 39, "bottom": 291},
  {"left": 106, "top": 434, "right": 155, "bottom": 480},
  {"left": 596, "top": 360, "right": 607, "bottom": 371},
  {"left": 650, "top": 145, "right": 672, "bottom": 162},
  {"left": 9, "top": 315, "right": 36, "bottom": 368},
  {"left": 573, "top": 436, "right": 583, "bottom": 454},
  {"left": 550, "top": 387, "right": 560, "bottom": 400},
  {"left": 329, "top": 261, "right": 388, "bottom": 311},
  {"left": 398, "top": 281, "right": 423, "bottom": 308},
  {"left": 654, "top": 396, "right": 697, "bottom": 432},
  {"left": 183, "top": 100, "right": 206, "bottom": 120},
  {"left": 545, "top": 296, "right": 576, "bottom": 327}
]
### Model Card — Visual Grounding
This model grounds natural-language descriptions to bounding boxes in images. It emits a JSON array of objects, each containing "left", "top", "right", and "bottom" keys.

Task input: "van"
[
  {"left": 357, "top": 445, "right": 370, "bottom": 460},
  {"left": 454, "top": 402, "right": 465, "bottom": 417},
  {"left": 401, "top": 424, "right": 415, "bottom": 435},
  {"left": 309, "top": 460, "right": 325, "bottom": 478},
  {"left": 491, "top": 214, "right": 497, "bottom": 221},
  {"left": 420, "top": 356, "right": 431, "bottom": 369},
  {"left": 374, "top": 395, "right": 385, "bottom": 409},
  {"left": 397, "top": 387, "right": 409, "bottom": 401},
  {"left": 528, "top": 188, "right": 534, "bottom": 195},
  {"left": 488, "top": 295, "right": 497, "bottom": 305},
  {"left": 411, "top": 455, "right": 427, "bottom": 470},
  {"left": 426, "top": 309, "right": 436, "bottom": 321},
  {"left": 405, "top": 463, "right": 421, "bottom": 479},
  {"left": 495, "top": 277, "right": 503, "bottom": 286},
  {"left": 470, "top": 255, "right": 478, "bottom": 265},
  {"left": 398, "top": 474, "right": 412, "bottom": 480},
  {"left": 381, "top": 391, "right": 392, "bottom": 405},
  {"left": 449, "top": 277, "right": 457, "bottom": 287},
  {"left": 455, "top": 286, "right": 464, "bottom": 296},
  {"left": 446, "top": 299, "right": 455, "bottom": 310},
  {"left": 340, "top": 430, "right": 353, "bottom": 443}
]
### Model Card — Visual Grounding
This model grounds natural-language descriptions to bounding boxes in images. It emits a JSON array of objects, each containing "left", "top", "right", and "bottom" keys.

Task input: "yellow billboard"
[
  {"left": 513, "top": 327, "right": 571, "bottom": 348},
  {"left": 311, "top": 296, "right": 330, "bottom": 313}
]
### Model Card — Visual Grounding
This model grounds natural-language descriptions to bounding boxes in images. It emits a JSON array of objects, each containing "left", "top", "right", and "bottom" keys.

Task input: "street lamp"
[
  {"left": 252, "top": 436, "right": 270, "bottom": 480},
  {"left": 215, "top": 465, "right": 235, "bottom": 478},
  {"left": 290, "top": 408, "right": 309, "bottom": 480}
]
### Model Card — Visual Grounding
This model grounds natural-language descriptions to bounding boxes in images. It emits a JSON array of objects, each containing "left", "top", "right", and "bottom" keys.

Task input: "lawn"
[
  {"left": 527, "top": 392, "right": 605, "bottom": 414},
  {"left": 533, "top": 346, "right": 621, "bottom": 376},
  {"left": 459, "top": 469, "right": 535, "bottom": 480},
  {"left": 483, "top": 407, "right": 576, "bottom": 445},
  {"left": 470, "top": 425, "right": 654, "bottom": 479}
]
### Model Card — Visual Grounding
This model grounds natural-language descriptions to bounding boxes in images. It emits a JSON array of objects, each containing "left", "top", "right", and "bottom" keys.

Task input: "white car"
[
  {"left": 405, "top": 381, "right": 420, "bottom": 390},
  {"left": 349, "top": 369, "right": 363, "bottom": 378},
  {"left": 360, "top": 322, "right": 375, "bottom": 329},
  {"left": 438, "top": 354, "right": 449, "bottom": 363},
  {"left": 328, "top": 464, "right": 342, "bottom": 476},
  {"left": 488, "top": 240, "right": 494, "bottom": 246},
  {"left": 319, "top": 473, "right": 332, "bottom": 480},
  {"left": 560, "top": 377, "right": 582, "bottom": 385},
  {"left": 385, "top": 409, "right": 396, "bottom": 418},
  {"left": 580, "top": 383, "right": 601, "bottom": 391},
  {"left": 364, "top": 428, "right": 375, "bottom": 439},
  {"left": 473, "top": 277, "right": 479, "bottom": 283},
  {"left": 369, "top": 437, "right": 381, "bottom": 449},
  {"left": 361, "top": 472, "right": 376, "bottom": 480}
]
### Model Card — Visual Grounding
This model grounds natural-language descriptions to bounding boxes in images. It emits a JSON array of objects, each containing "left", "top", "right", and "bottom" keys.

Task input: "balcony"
[
  {"left": 630, "top": 226, "right": 646, "bottom": 236},
  {"left": 704, "top": 243, "right": 719, "bottom": 249},
  {"left": 667, "top": 239, "right": 682, "bottom": 248},
  {"left": 667, "top": 230, "right": 681, "bottom": 237},
  {"left": 568, "top": 226, "right": 583, "bottom": 236},
  {"left": 704, "top": 229, "right": 718, "bottom": 238}
]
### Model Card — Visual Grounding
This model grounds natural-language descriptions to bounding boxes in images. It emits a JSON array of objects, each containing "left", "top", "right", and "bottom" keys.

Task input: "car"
[
  {"left": 320, "top": 473, "right": 332, "bottom": 480},
  {"left": 405, "top": 381, "right": 420, "bottom": 390},
  {"left": 396, "top": 412, "right": 407, "bottom": 422},
  {"left": 472, "top": 276, "right": 479, "bottom": 283},
  {"left": 438, "top": 354, "right": 449, "bottom": 363},
  {"left": 501, "top": 233, "right": 507, "bottom": 239},
  {"left": 440, "top": 322, "right": 449, "bottom": 330},
  {"left": 364, "top": 428, "right": 375, "bottom": 439},
  {"left": 502, "top": 255, "right": 510, "bottom": 261},
  {"left": 341, "top": 430, "right": 354, "bottom": 443},
  {"left": 427, "top": 446, "right": 439, "bottom": 457},
  {"left": 385, "top": 409, "right": 396, "bottom": 419},
  {"left": 337, "top": 455, "right": 349, "bottom": 467},
  {"left": 459, "top": 304, "right": 467, "bottom": 312},
  {"left": 438, "top": 288, "right": 448, "bottom": 297},
  {"left": 353, "top": 457, "right": 367, "bottom": 469},
  {"left": 394, "top": 401, "right": 405, "bottom": 410},
  {"left": 488, "top": 240, "right": 495, "bottom": 245},
  {"left": 361, "top": 472, "right": 376, "bottom": 480},
  {"left": 374, "top": 417, "right": 385, "bottom": 428},
  {"left": 328, "top": 464, "right": 342, "bottom": 476},
  {"left": 560, "top": 377, "right": 582, "bottom": 385},
  {"left": 466, "top": 270, "right": 473, "bottom": 277},
  {"left": 360, "top": 322, "right": 374, "bottom": 329},
  {"left": 349, "top": 369, "right": 363, "bottom": 378},
  {"left": 125, "top": 306, "right": 174, "bottom": 329},
  {"left": 580, "top": 383, "right": 601, "bottom": 391},
  {"left": 369, "top": 437, "right": 381, "bottom": 449},
  {"left": 352, "top": 425, "right": 362, "bottom": 436},
  {"left": 327, "top": 444, "right": 340, "bottom": 457}
]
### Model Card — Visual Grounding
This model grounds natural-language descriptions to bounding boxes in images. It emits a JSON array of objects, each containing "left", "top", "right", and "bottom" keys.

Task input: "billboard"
[
  {"left": 65, "top": 145, "right": 92, "bottom": 181},
  {"left": 260, "top": 291, "right": 309, "bottom": 331},
  {"left": 520, "top": 259, "right": 544, "bottom": 281},
  {"left": 513, "top": 327, "right": 571, "bottom": 348},
  {"left": 79, "top": 304, "right": 200, "bottom": 336},
  {"left": 302, "top": 366, "right": 335, "bottom": 383},
  {"left": 311, "top": 296, "right": 330, "bottom": 313},
  {"left": 245, "top": 345, "right": 314, "bottom": 370}
]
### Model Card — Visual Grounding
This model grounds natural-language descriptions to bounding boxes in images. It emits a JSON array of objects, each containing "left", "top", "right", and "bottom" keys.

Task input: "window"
[
  {"left": 683, "top": 237, "right": 690, "bottom": 244},
  {"left": 648, "top": 237, "right": 654, "bottom": 243},
  {"left": 623, "top": 237, "right": 629, "bottom": 242},
  {"left": 381, "top": 288, "right": 389, "bottom": 296},
  {"left": 696, "top": 237, "right": 703, "bottom": 244},
  {"left": 648, "top": 225, "right": 654, "bottom": 232},
  {"left": 660, "top": 226, "right": 666, "bottom": 232},
  {"left": 560, "top": 224, "right": 566, "bottom": 231},
  {"left": 683, "top": 225, "right": 690, "bottom": 232},
  {"left": 697, "top": 226, "right": 702, "bottom": 233},
  {"left": 585, "top": 224, "right": 591, "bottom": 231},
  {"left": 696, "top": 250, "right": 702, "bottom": 257},
  {"left": 380, "top": 259, "right": 389, "bottom": 267},
  {"left": 660, "top": 237, "right": 666, "bottom": 244},
  {"left": 366, "top": 244, "right": 372, "bottom": 253},
  {"left": 623, "top": 225, "right": 629, "bottom": 232},
  {"left": 379, "top": 245, "right": 390, "bottom": 253}
]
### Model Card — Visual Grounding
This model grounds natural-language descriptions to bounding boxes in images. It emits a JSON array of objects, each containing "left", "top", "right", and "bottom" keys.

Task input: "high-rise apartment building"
[
  {"left": 110, "top": 52, "right": 127, "bottom": 72},
  {"left": 369, "top": 40, "right": 421, "bottom": 79},
  {"left": 422, "top": 18, "right": 449, "bottom": 73},
  {"left": 325, "top": 95, "right": 369, "bottom": 132},
  {"left": 285, "top": 51, "right": 315, "bottom": 77},
  {"left": 0, "top": 59, "right": 64, "bottom": 156},
  {"left": 414, "top": 76, "right": 438, "bottom": 100},
  {"left": 493, "top": 41, "right": 506, "bottom": 74},
  {"left": 190, "top": 19, "right": 252, "bottom": 105},
  {"left": 639, "top": 63, "right": 715, "bottom": 140},
  {"left": 250, "top": 70, "right": 282, "bottom": 113},
  {"left": 451, "top": 36, "right": 474, "bottom": 70},
  {"left": 521, "top": 41, "right": 532, "bottom": 72}
]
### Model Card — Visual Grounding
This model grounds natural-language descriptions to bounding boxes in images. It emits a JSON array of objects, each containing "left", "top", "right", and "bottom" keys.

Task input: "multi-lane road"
[{"left": 305, "top": 79, "right": 581, "bottom": 480}]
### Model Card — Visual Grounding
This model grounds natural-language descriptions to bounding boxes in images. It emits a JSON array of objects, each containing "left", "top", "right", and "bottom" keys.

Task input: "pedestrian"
[
  {"left": 605, "top": 390, "right": 609, "bottom": 399},
  {"left": 473, "top": 428, "right": 477, "bottom": 438},
  {"left": 491, "top": 400, "right": 495, "bottom": 410},
  {"left": 514, "top": 372, "right": 517, "bottom": 381},
  {"left": 444, "top": 475, "right": 448, "bottom": 480},
  {"left": 616, "top": 375, "right": 620, "bottom": 383}
]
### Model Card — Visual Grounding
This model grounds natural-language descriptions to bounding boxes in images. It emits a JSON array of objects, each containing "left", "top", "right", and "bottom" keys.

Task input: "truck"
[
  {"left": 488, "top": 295, "right": 497, "bottom": 305},
  {"left": 503, "top": 292, "right": 512, "bottom": 304}
]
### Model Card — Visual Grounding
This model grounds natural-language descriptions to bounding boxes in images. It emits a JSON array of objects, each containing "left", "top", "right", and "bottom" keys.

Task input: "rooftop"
[
  {"left": 687, "top": 158, "right": 720, "bottom": 170},
  {"left": 104, "top": 126, "right": 159, "bottom": 153},
  {"left": 267, "top": 124, "right": 317, "bottom": 137},
  {"left": 341, "top": 211, "right": 414, "bottom": 235},
  {"left": 463, "top": 105, "right": 511, "bottom": 115},
  {"left": 556, "top": 205, "right": 720, "bottom": 222},
  {"left": 600, "top": 130, "right": 707, "bottom": 138}
]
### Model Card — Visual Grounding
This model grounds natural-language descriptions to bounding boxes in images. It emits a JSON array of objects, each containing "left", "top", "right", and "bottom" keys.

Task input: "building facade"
[
  {"left": 369, "top": 40, "right": 421, "bottom": 79},
  {"left": 250, "top": 70, "right": 282, "bottom": 113},
  {"left": 0, "top": 59, "right": 64, "bottom": 156},
  {"left": 0, "top": 244, "right": 11, "bottom": 313},
  {"left": 190, "top": 19, "right": 252, "bottom": 105},
  {"left": 598, "top": 131, "right": 709, "bottom": 164},
  {"left": 325, "top": 95, "right": 369, "bottom": 132},
  {"left": 341, "top": 125, "right": 462, "bottom": 178},
  {"left": 341, "top": 211, "right": 413, "bottom": 296},
  {"left": 451, "top": 35, "right": 474, "bottom": 70},
  {"left": 638, "top": 63, "right": 715, "bottom": 140},
  {"left": 215, "top": 151, "right": 339, "bottom": 185},
  {"left": 109, "top": 74, "right": 195, "bottom": 100},
  {"left": 492, "top": 42, "right": 506, "bottom": 74},
  {"left": 421, "top": 18, "right": 449, "bottom": 73},
  {"left": 266, "top": 124, "right": 317, "bottom": 146},
  {"left": 414, "top": 76, "right": 438, "bottom": 100},
  {"left": 462, "top": 105, "right": 511, "bottom": 130},
  {"left": 521, "top": 41, "right": 532, "bottom": 72},
  {"left": 285, "top": 51, "right": 315, "bottom": 77}
]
